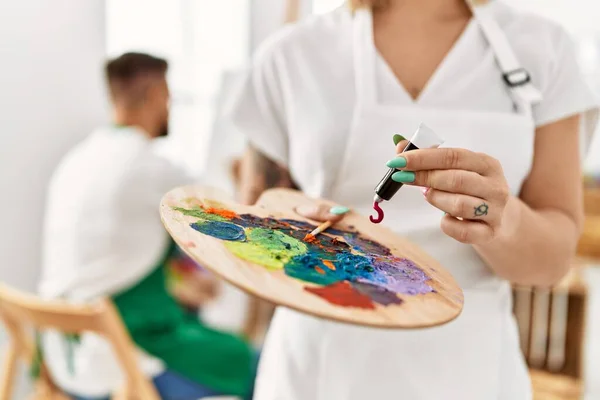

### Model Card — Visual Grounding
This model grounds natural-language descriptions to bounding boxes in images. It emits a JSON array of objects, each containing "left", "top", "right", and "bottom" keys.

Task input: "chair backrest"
[
  {"left": 0, "top": 284, "right": 160, "bottom": 400},
  {"left": 584, "top": 188, "right": 600, "bottom": 216},
  {"left": 578, "top": 188, "right": 600, "bottom": 260},
  {"left": 512, "top": 265, "right": 588, "bottom": 379}
]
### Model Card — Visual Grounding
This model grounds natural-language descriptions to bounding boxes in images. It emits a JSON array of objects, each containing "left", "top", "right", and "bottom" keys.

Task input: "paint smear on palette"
[
  {"left": 234, "top": 214, "right": 292, "bottom": 230},
  {"left": 174, "top": 206, "right": 229, "bottom": 222},
  {"left": 369, "top": 256, "right": 435, "bottom": 295},
  {"left": 344, "top": 233, "right": 392, "bottom": 256},
  {"left": 279, "top": 219, "right": 350, "bottom": 236},
  {"left": 190, "top": 220, "right": 246, "bottom": 241},
  {"left": 224, "top": 228, "right": 307, "bottom": 270},
  {"left": 305, "top": 281, "right": 375, "bottom": 310},
  {"left": 351, "top": 281, "right": 403, "bottom": 306},
  {"left": 173, "top": 204, "right": 435, "bottom": 310},
  {"left": 285, "top": 252, "right": 346, "bottom": 286}
]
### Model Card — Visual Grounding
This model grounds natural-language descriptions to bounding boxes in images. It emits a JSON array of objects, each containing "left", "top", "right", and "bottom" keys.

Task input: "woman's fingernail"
[
  {"left": 393, "top": 134, "right": 406, "bottom": 146},
  {"left": 391, "top": 171, "right": 415, "bottom": 183},
  {"left": 421, "top": 187, "right": 430, "bottom": 196},
  {"left": 329, "top": 206, "right": 350, "bottom": 215},
  {"left": 386, "top": 157, "right": 407, "bottom": 169}
]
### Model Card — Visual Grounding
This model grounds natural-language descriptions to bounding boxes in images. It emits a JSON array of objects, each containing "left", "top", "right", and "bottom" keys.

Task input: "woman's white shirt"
[
  {"left": 228, "top": 2, "right": 598, "bottom": 400},
  {"left": 230, "top": 4, "right": 597, "bottom": 167}
]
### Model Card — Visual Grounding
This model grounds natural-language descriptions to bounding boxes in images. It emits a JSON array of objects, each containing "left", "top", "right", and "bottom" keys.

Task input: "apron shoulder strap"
[{"left": 467, "top": 0, "right": 543, "bottom": 109}]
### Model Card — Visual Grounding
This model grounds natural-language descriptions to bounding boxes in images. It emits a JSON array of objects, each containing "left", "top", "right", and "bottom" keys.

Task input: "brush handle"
[{"left": 310, "top": 220, "right": 333, "bottom": 237}]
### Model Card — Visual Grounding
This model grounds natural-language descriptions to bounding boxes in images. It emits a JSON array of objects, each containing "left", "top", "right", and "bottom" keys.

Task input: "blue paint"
[
  {"left": 335, "top": 253, "right": 387, "bottom": 285},
  {"left": 285, "top": 253, "right": 345, "bottom": 286},
  {"left": 190, "top": 220, "right": 246, "bottom": 241}
]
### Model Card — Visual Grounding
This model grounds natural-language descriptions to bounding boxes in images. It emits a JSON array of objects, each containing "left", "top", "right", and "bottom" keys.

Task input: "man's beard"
[{"left": 158, "top": 121, "right": 169, "bottom": 137}]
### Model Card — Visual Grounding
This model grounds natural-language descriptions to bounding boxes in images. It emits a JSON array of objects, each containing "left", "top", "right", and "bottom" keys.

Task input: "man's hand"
[{"left": 170, "top": 271, "right": 220, "bottom": 308}]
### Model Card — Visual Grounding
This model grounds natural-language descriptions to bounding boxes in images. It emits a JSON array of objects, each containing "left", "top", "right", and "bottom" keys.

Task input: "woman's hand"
[
  {"left": 387, "top": 141, "right": 510, "bottom": 244},
  {"left": 295, "top": 204, "right": 350, "bottom": 223}
]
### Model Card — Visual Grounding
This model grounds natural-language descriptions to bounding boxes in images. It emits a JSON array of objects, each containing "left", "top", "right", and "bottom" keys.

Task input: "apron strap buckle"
[{"left": 502, "top": 68, "right": 531, "bottom": 88}]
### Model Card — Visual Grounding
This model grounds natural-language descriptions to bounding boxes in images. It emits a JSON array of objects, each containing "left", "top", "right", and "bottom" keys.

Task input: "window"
[{"left": 105, "top": 0, "right": 249, "bottom": 173}]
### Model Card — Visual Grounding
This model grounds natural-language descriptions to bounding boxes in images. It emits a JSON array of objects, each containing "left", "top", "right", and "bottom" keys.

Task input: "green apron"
[{"left": 112, "top": 241, "right": 254, "bottom": 397}]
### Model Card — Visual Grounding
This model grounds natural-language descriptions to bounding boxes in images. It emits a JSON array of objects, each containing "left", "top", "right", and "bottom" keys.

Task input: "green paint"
[
  {"left": 391, "top": 171, "right": 415, "bottom": 183},
  {"left": 393, "top": 134, "right": 406, "bottom": 145},
  {"left": 329, "top": 206, "right": 350, "bottom": 215},
  {"left": 224, "top": 228, "right": 307, "bottom": 270},
  {"left": 386, "top": 157, "right": 407, "bottom": 169},
  {"left": 173, "top": 207, "right": 228, "bottom": 222}
]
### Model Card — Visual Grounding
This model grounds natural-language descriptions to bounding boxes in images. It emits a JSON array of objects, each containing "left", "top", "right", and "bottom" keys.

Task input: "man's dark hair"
[{"left": 105, "top": 52, "right": 168, "bottom": 105}]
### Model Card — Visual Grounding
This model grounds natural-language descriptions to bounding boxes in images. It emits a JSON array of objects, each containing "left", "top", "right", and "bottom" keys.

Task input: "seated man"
[{"left": 39, "top": 52, "right": 256, "bottom": 400}]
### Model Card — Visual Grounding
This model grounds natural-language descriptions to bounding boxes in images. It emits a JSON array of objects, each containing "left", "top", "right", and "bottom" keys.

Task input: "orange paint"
[
  {"left": 303, "top": 234, "right": 318, "bottom": 244},
  {"left": 323, "top": 260, "right": 336, "bottom": 271},
  {"left": 305, "top": 281, "right": 375, "bottom": 309},
  {"left": 204, "top": 207, "right": 238, "bottom": 219},
  {"left": 315, "top": 266, "right": 326, "bottom": 275}
]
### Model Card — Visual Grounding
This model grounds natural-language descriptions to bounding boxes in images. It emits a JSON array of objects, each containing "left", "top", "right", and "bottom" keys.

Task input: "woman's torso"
[{"left": 250, "top": 3, "right": 568, "bottom": 399}]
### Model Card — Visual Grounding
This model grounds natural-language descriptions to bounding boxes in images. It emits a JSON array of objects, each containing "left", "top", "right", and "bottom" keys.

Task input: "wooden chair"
[
  {"left": 583, "top": 188, "right": 600, "bottom": 217},
  {"left": 0, "top": 284, "right": 160, "bottom": 400},
  {"left": 578, "top": 188, "right": 600, "bottom": 261},
  {"left": 513, "top": 264, "right": 588, "bottom": 400}
]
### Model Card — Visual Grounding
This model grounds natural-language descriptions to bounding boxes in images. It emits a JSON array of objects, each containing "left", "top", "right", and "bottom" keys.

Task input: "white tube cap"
[{"left": 409, "top": 123, "right": 444, "bottom": 149}]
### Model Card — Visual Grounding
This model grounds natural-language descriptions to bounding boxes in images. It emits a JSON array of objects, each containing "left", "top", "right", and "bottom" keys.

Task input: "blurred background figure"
[{"left": 38, "top": 52, "right": 257, "bottom": 400}]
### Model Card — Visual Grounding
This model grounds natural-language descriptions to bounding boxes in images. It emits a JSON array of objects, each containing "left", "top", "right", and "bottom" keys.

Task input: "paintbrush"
[
  {"left": 302, "top": 206, "right": 350, "bottom": 242},
  {"left": 303, "top": 220, "right": 333, "bottom": 243}
]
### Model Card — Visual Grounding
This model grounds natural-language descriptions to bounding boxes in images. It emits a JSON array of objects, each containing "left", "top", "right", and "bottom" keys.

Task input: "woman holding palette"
[{"left": 230, "top": 0, "right": 598, "bottom": 398}]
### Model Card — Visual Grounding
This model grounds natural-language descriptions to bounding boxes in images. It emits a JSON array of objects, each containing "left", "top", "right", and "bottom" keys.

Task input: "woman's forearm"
[
  {"left": 237, "top": 144, "right": 296, "bottom": 205},
  {"left": 474, "top": 195, "right": 581, "bottom": 287}
]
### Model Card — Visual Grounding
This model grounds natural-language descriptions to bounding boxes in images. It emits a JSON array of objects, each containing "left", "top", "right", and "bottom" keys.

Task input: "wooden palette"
[{"left": 160, "top": 186, "right": 464, "bottom": 329}]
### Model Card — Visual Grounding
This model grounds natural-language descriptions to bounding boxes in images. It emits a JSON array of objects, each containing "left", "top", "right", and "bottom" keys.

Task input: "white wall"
[
  {"left": 0, "top": 2, "right": 107, "bottom": 397},
  {"left": 250, "top": 0, "right": 312, "bottom": 51},
  {"left": 0, "top": 0, "right": 108, "bottom": 292}
]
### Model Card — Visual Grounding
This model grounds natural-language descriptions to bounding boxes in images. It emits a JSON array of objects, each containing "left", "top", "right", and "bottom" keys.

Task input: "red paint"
[
  {"left": 305, "top": 281, "right": 375, "bottom": 309},
  {"left": 369, "top": 201, "right": 384, "bottom": 224},
  {"left": 323, "top": 260, "right": 336, "bottom": 270},
  {"left": 204, "top": 207, "right": 238, "bottom": 219}
]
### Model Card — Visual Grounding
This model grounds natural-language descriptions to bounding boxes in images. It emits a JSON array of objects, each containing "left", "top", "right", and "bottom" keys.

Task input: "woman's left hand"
[{"left": 387, "top": 143, "right": 511, "bottom": 244}]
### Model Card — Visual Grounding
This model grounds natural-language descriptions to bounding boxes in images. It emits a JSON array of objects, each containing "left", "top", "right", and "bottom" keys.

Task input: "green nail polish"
[
  {"left": 386, "top": 157, "right": 407, "bottom": 169},
  {"left": 391, "top": 171, "right": 415, "bottom": 183},
  {"left": 329, "top": 206, "right": 350, "bottom": 215},
  {"left": 393, "top": 134, "right": 406, "bottom": 146}
]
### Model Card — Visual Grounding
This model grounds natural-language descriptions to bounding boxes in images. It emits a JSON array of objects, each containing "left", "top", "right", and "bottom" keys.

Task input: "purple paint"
[
  {"left": 368, "top": 256, "right": 435, "bottom": 295},
  {"left": 351, "top": 281, "right": 403, "bottom": 306}
]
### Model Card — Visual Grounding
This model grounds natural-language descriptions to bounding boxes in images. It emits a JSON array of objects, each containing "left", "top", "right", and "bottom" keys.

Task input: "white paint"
[{"left": 0, "top": 0, "right": 108, "bottom": 292}]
